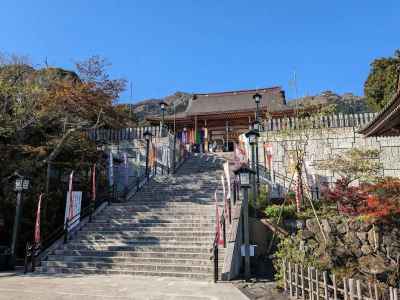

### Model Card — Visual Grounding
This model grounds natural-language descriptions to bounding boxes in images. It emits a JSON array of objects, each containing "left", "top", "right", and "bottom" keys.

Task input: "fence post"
[
  {"left": 295, "top": 264, "right": 299, "bottom": 298},
  {"left": 289, "top": 262, "right": 293, "bottom": 297},
  {"left": 332, "top": 274, "right": 338, "bottom": 300},
  {"left": 308, "top": 267, "right": 313, "bottom": 300},
  {"left": 300, "top": 264, "right": 305, "bottom": 299},
  {"left": 323, "top": 272, "right": 328, "bottom": 300},
  {"left": 315, "top": 269, "right": 320, "bottom": 300},
  {"left": 343, "top": 278, "right": 348, "bottom": 300},
  {"left": 283, "top": 260, "right": 287, "bottom": 292},
  {"left": 356, "top": 280, "right": 362, "bottom": 300},
  {"left": 349, "top": 279, "right": 355, "bottom": 300}
]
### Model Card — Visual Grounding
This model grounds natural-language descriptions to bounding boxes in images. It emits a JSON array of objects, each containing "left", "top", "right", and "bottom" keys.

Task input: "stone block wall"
[{"left": 257, "top": 124, "right": 400, "bottom": 188}]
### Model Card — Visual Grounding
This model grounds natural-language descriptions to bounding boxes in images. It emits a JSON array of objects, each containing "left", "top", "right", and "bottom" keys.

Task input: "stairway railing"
[
  {"left": 213, "top": 174, "right": 240, "bottom": 282},
  {"left": 23, "top": 184, "right": 117, "bottom": 273}
]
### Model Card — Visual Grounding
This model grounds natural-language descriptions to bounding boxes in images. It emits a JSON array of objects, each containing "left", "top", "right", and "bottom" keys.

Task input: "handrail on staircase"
[
  {"left": 23, "top": 185, "right": 115, "bottom": 273},
  {"left": 213, "top": 176, "right": 240, "bottom": 282}
]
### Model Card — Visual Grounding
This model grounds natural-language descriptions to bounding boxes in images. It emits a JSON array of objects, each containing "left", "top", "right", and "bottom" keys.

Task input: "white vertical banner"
[
  {"left": 223, "top": 162, "right": 231, "bottom": 200},
  {"left": 221, "top": 175, "right": 226, "bottom": 200},
  {"left": 64, "top": 191, "right": 82, "bottom": 231},
  {"left": 123, "top": 152, "right": 129, "bottom": 188},
  {"left": 109, "top": 151, "right": 114, "bottom": 187}
]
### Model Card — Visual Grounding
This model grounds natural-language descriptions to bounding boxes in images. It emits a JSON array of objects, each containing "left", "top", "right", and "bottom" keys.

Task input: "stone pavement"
[{"left": 0, "top": 272, "right": 248, "bottom": 300}]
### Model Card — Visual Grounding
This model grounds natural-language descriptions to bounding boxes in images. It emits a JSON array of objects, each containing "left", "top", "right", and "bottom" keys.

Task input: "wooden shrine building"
[{"left": 147, "top": 87, "right": 288, "bottom": 151}]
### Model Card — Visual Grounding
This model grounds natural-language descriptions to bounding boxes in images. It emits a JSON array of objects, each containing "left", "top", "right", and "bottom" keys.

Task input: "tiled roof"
[{"left": 185, "top": 87, "right": 287, "bottom": 116}]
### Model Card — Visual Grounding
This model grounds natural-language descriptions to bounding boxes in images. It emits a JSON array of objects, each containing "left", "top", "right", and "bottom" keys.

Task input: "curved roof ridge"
[{"left": 194, "top": 86, "right": 282, "bottom": 96}]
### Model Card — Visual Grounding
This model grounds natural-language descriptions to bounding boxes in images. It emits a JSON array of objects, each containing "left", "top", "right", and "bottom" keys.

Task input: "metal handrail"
[{"left": 24, "top": 190, "right": 111, "bottom": 273}]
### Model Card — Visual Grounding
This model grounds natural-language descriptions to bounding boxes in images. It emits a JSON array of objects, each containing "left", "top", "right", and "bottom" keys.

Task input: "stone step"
[
  {"left": 86, "top": 220, "right": 215, "bottom": 226},
  {"left": 64, "top": 244, "right": 211, "bottom": 252},
  {"left": 47, "top": 255, "right": 211, "bottom": 266},
  {"left": 100, "top": 210, "right": 216, "bottom": 215},
  {"left": 54, "top": 249, "right": 213, "bottom": 260},
  {"left": 43, "top": 261, "right": 214, "bottom": 273},
  {"left": 67, "top": 239, "right": 212, "bottom": 247},
  {"left": 43, "top": 267, "right": 213, "bottom": 280},
  {"left": 81, "top": 226, "right": 215, "bottom": 233},
  {"left": 75, "top": 237, "right": 213, "bottom": 244},
  {"left": 77, "top": 231, "right": 214, "bottom": 238}
]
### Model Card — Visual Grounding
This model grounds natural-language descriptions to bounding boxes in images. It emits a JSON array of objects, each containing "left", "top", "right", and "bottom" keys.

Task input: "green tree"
[{"left": 364, "top": 49, "right": 400, "bottom": 111}]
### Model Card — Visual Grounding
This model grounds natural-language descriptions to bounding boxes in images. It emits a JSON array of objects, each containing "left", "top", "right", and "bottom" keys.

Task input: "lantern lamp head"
[
  {"left": 233, "top": 164, "right": 255, "bottom": 188},
  {"left": 253, "top": 93, "right": 262, "bottom": 104},
  {"left": 245, "top": 129, "right": 260, "bottom": 145},
  {"left": 252, "top": 120, "right": 261, "bottom": 132},
  {"left": 143, "top": 130, "right": 153, "bottom": 141},
  {"left": 159, "top": 101, "right": 168, "bottom": 111}
]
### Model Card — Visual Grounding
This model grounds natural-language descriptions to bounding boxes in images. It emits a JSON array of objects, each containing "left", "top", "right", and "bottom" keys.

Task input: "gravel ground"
[{"left": 234, "top": 280, "right": 288, "bottom": 300}]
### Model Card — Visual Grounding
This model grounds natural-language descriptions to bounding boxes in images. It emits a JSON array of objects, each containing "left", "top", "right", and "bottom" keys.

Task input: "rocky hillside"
[
  {"left": 287, "top": 91, "right": 371, "bottom": 114},
  {"left": 129, "top": 92, "right": 192, "bottom": 124}
]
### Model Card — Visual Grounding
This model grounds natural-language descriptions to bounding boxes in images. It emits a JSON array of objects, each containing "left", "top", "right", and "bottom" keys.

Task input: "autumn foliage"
[{"left": 325, "top": 178, "right": 400, "bottom": 221}]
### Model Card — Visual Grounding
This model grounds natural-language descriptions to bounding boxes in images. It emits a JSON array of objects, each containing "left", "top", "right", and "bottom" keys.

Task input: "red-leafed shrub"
[{"left": 325, "top": 177, "right": 400, "bottom": 221}]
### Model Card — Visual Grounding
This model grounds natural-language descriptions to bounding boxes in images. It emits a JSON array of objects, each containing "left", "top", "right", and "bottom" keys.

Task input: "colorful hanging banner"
[
  {"left": 123, "top": 152, "right": 129, "bottom": 188},
  {"left": 68, "top": 171, "right": 74, "bottom": 221},
  {"left": 34, "top": 194, "right": 43, "bottom": 247},
  {"left": 109, "top": 152, "right": 114, "bottom": 187},
  {"left": 92, "top": 164, "right": 96, "bottom": 202},
  {"left": 223, "top": 162, "right": 231, "bottom": 200}
]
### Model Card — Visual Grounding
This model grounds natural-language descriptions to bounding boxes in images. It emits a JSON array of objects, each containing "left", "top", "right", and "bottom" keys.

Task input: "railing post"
[
  {"left": 24, "top": 242, "right": 31, "bottom": 274},
  {"left": 64, "top": 222, "right": 69, "bottom": 244},
  {"left": 222, "top": 214, "right": 226, "bottom": 248}
]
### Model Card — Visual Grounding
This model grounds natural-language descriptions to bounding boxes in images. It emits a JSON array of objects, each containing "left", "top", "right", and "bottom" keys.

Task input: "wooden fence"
[
  {"left": 283, "top": 261, "right": 399, "bottom": 300},
  {"left": 264, "top": 112, "right": 379, "bottom": 132}
]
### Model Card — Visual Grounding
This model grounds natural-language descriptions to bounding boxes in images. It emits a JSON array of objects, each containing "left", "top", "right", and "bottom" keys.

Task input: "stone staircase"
[{"left": 41, "top": 154, "right": 226, "bottom": 280}]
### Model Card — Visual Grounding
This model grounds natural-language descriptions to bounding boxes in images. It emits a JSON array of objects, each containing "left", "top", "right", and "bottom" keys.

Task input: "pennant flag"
[
  {"left": 34, "top": 194, "right": 43, "bottom": 247},
  {"left": 92, "top": 164, "right": 96, "bottom": 202}
]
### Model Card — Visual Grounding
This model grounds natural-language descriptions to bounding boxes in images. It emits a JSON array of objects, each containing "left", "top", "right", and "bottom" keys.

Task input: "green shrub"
[{"left": 265, "top": 204, "right": 296, "bottom": 224}]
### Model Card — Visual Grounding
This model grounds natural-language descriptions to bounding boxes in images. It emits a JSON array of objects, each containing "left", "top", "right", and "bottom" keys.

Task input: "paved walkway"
[{"left": 0, "top": 272, "right": 248, "bottom": 300}]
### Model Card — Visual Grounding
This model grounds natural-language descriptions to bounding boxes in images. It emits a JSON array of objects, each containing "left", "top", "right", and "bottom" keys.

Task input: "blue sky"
[{"left": 0, "top": 1, "right": 398, "bottom": 102}]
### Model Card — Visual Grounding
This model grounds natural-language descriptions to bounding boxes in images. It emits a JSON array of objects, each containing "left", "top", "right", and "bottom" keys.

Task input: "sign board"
[
  {"left": 241, "top": 244, "right": 257, "bottom": 257},
  {"left": 64, "top": 191, "right": 82, "bottom": 231}
]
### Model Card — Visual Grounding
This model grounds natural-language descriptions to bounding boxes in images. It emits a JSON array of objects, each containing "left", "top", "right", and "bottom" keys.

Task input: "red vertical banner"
[
  {"left": 92, "top": 164, "right": 96, "bottom": 202},
  {"left": 34, "top": 194, "right": 43, "bottom": 247},
  {"left": 68, "top": 171, "right": 74, "bottom": 221}
]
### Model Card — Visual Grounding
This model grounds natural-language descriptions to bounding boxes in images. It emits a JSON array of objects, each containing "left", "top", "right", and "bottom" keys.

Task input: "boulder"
[
  {"left": 356, "top": 232, "right": 368, "bottom": 242},
  {"left": 336, "top": 222, "right": 348, "bottom": 235},
  {"left": 361, "top": 244, "right": 372, "bottom": 255},
  {"left": 306, "top": 219, "right": 319, "bottom": 233},
  {"left": 300, "top": 230, "right": 315, "bottom": 240},
  {"left": 358, "top": 255, "right": 394, "bottom": 275}
]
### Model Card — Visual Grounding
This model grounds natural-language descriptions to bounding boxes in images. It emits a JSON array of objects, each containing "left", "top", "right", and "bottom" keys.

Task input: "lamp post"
[
  {"left": 143, "top": 131, "right": 153, "bottom": 182},
  {"left": 11, "top": 176, "right": 30, "bottom": 268},
  {"left": 252, "top": 121, "right": 261, "bottom": 193},
  {"left": 234, "top": 165, "right": 255, "bottom": 282},
  {"left": 245, "top": 129, "right": 260, "bottom": 215},
  {"left": 160, "top": 101, "right": 168, "bottom": 137},
  {"left": 253, "top": 93, "right": 262, "bottom": 123}
]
